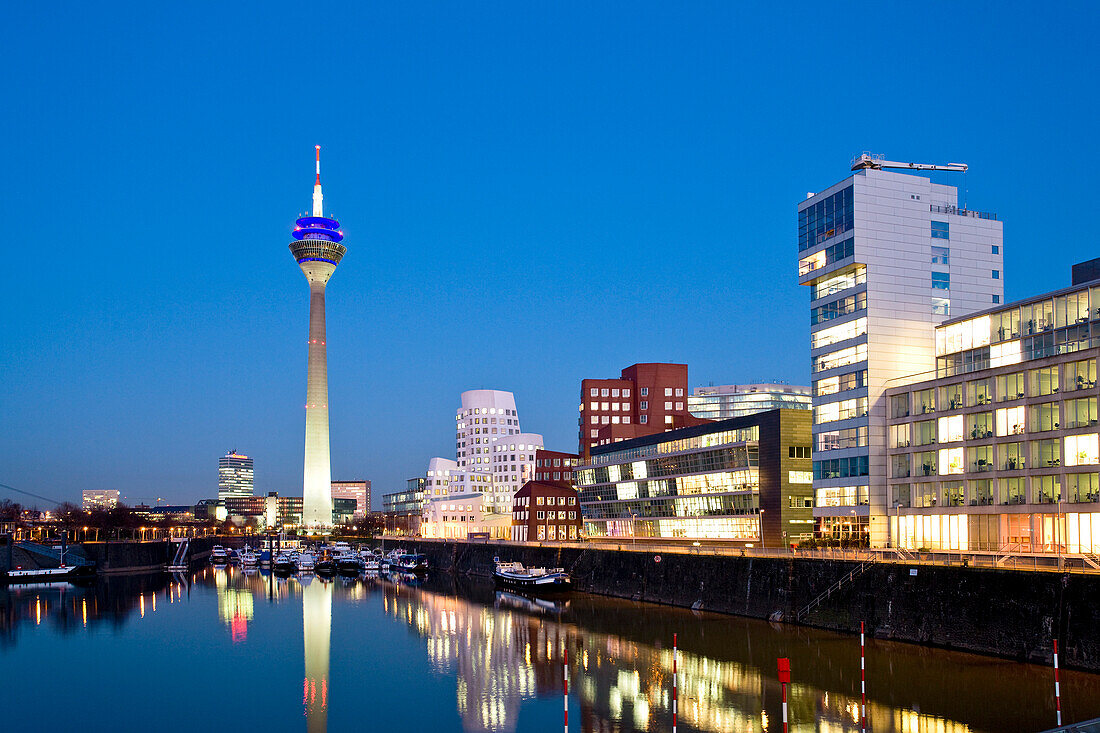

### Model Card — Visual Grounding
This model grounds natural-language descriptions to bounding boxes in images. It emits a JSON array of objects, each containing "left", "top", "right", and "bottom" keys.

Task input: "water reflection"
[
  {"left": 4, "top": 569, "right": 1100, "bottom": 733},
  {"left": 302, "top": 576, "right": 331, "bottom": 733}
]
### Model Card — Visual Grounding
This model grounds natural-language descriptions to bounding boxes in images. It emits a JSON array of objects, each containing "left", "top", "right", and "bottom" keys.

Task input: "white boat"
[
  {"left": 240, "top": 548, "right": 259, "bottom": 568},
  {"left": 4, "top": 565, "right": 95, "bottom": 585},
  {"left": 210, "top": 545, "right": 229, "bottom": 564},
  {"left": 297, "top": 551, "right": 316, "bottom": 572},
  {"left": 492, "top": 558, "right": 571, "bottom": 592}
]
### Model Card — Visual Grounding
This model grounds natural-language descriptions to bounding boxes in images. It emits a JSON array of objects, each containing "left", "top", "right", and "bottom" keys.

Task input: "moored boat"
[
  {"left": 210, "top": 545, "right": 229, "bottom": 564},
  {"left": 3, "top": 564, "right": 96, "bottom": 585},
  {"left": 492, "top": 558, "right": 571, "bottom": 592},
  {"left": 273, "top": 552, "right": 295, "bottom": 574}
]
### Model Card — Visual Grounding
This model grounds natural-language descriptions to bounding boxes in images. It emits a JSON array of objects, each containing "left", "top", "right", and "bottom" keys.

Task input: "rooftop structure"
[{"left": 689, "top": 383, "right": 811, "bottom": 420}]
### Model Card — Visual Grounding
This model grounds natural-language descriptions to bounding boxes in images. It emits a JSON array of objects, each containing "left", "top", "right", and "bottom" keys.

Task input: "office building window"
[
  {"left": 992, "top": 245, "right": 1000, "bottom": 254},
  {"left": 932, "top": 272, "right": 951, "bottom": 290},
  {"left": 993, "top": 295, "right": 1000, "bottom": 303},
  {"left": 640, "top": 387, "right": 648, "bottom": 396},
  {"left": 932, "top": 297, "right": 950, "bottom": 316},
  {"left": 931, "top": 221, "right": 950, "bottom": 240},
  {"left": 932, "top": 245, "right": 950, "bottom": 265},
  {"left": 992, "top": 270, "right": 1000, "bottom": 279}
]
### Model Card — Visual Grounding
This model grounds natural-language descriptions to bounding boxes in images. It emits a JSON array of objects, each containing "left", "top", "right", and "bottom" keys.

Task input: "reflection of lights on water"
[
  {"left": 35, "top": 598, "right": 41, "bottom": 625},
  {"left": 139, "top": 594, "right": 144, "bottom": 619},
  {"left": 761, "top": 708, "right": 769, "bottom": 732},
  {"left": 82, "top": 598, "right": 87, "bottom": 627}
]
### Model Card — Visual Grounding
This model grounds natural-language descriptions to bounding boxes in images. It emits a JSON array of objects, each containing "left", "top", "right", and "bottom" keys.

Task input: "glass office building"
[
  {"left": 688, "top": 383, "right": 811, "bottom": 420},
  {"left": 574, "top": 409, "right": 813, "bottom": 546}
]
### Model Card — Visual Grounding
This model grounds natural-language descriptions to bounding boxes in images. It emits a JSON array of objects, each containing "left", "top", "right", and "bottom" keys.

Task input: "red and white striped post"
[
  {"left": 1053, "top": 639, "right": 1062, "bottom": 727},
  {"left": 563, "top": 647, "right": 569, "bottom": 733},
  {"left": 777, "top": 658, "right": 791, "bottom": 733},
  {"left": 860, "top": 621, "right": 867, "bottom": 733},
  {"left": 672, "top": 633, "right": 678, "bottom": 733}
]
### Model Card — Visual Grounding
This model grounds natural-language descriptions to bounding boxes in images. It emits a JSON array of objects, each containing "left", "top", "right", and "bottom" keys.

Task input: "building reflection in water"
[
  {"left": 380, "top": 579, "right": 992, "bottom": 733},
  {"left": 215, "top": 567, "right": 255, "bottom": 643},
  {"left": 302, "top": 576, "right": 332, "bottom": 733}
]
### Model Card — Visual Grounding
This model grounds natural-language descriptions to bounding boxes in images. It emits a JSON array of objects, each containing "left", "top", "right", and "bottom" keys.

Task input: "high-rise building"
[
  {"left": 82, "top": 489, "right": 120, "bottom": 511},
  {"left": 579, "top": 363, "right": 711, "bottom": 459},
  {"left": 330, "top": 480, "right": 370, "bottom": 517},
  {"left": 218, "top": 451, "right": 254, "bottom": 501},
  {"left": 290, "top": 146, "right": 346, "bottom": 527},
  {"left": 884, "top": 261, "right": 1100, "bottom": 554},
  {"left": 689, "top": 383, "right": 812, "bottom": 420},
  {"left": 799, "top": 157, "right": 1003, "bottom": 546}
]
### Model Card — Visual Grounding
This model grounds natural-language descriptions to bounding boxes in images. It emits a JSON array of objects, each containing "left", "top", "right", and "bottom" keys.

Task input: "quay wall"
[{"left": 382, "top": 538, "right": 1100, "bottom": 672}]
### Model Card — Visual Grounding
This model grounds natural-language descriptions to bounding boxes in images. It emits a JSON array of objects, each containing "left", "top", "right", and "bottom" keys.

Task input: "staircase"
[
  {"left": 796, "top": 558, "right": 876, "bottom": 623},
  {"left": 168, "top": 538, "right": 190, "bottom": 571}
]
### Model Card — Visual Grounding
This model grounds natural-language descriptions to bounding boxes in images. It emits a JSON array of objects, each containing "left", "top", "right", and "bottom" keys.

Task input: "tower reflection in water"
[{"left": 302, "top": 576, "right": 332, "bottom": 733}]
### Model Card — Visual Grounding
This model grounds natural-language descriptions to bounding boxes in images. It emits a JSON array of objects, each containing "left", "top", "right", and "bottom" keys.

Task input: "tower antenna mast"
[{"left": 312, "top": 145, "right": 324, "bottom": 217}]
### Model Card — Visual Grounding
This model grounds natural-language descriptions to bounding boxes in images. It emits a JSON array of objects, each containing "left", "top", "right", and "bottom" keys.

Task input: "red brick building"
[
  {"left": 533, "top": 449, "right": 578, "bottom": 484},
  {"left": 578, "top": 363, "right": 711, "bottom": 458},
  {"left": 511, "top": 481, "right": 582, "bottom": 542}
]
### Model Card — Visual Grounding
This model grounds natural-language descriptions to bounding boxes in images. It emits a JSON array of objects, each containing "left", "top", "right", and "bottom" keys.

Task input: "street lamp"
[{"left": 631, "top": 512, "right": 638, "bottom": 547}]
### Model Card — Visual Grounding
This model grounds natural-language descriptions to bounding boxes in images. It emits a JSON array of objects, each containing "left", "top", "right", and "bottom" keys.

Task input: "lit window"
[
  {"left": 664, "top": 388, "right": 673, "bottom": 396},
  {"left": 612, "top": 389, "right": 620, "bottom": 397}
]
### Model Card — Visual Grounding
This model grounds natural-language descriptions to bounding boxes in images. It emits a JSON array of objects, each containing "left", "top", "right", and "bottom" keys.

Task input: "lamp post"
[{"left": 631, "top": 512, "right": 638, "bottom": 547}]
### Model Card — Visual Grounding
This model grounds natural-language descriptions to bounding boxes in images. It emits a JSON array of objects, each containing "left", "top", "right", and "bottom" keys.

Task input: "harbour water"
[{"left": 2, "top": 567, "right": 1099, "bottom": 732}]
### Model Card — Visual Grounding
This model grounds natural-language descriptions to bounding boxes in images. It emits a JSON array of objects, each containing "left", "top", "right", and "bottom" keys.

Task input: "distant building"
[
  {"left": 82, "top": 489, "right": 120, "bottom": 511},
  {"left": 145, "top": 505, "right": 195, "bottom": 522},
  {"left": 575, "top": 408, "right": 813, "bottom": 547},
  {"left": 218, "top": 451, "right": 254, "bottom": 501},
  {"left": 579, "top": 363, "right": 711, "bottom": 459},
  {"left": 382, "top": 478, "right": 427, "bottom": 534},
  {"left": 689, "top": 383, "right": 811, "bottom": 420},
  {"left": 533, "top": 449, "right": 579, "bottom": 484},
  {"left": 331, "top": 480, "right": 370, "bottom": 517},
  {"left": 511, "top": 482, "right": 581, "bottom": 542},
  {"left": 223, "top": 494, "right": 353, "bottom": 526}
]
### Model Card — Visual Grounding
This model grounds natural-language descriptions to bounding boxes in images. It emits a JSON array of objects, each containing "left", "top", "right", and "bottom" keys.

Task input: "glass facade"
[
  {"left": 798, "top": 185, "right": 853, "bottom": 252},
  {"left": 688, "top": 384, "right": 810, "bottom": 421},
  {"left": 575, "top": 411, "right": 812, "bottom": 544}
]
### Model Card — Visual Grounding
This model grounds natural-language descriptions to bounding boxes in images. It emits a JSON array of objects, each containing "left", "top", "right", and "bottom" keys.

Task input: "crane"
[{"left": 850, "top": 152, "right": 967, "bottom": 172}]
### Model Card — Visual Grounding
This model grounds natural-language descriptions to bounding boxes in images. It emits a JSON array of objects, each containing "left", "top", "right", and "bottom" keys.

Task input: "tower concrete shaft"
[
  {"left": 302, "top": 262, "right": 335, "bottom": 526},
  {"left": 290, "top": 146, "right": 346, "bottom": 528}
]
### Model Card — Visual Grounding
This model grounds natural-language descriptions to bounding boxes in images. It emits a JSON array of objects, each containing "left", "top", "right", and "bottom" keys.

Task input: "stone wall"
[{"left": 382, "top": 538, "right": 1100, "bottom": 671}]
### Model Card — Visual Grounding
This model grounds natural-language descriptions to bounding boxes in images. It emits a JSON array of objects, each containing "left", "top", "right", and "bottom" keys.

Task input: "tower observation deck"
[{"left": 291, "top": 146, "right": 345, "bottom": 528}]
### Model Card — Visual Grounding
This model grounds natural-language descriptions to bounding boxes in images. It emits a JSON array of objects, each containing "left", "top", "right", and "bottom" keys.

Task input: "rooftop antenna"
[{"left": 312, "top": 145, "right": 324, "bottom": 217}]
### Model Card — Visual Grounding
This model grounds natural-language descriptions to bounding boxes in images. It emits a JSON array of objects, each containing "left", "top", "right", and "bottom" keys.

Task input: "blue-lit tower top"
[{"left": 290, "top": 146, "right": 346, "bottom": 267}]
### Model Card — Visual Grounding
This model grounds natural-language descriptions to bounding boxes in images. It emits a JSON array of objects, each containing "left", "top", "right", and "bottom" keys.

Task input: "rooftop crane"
[{"left": 850, "top": 152, "right": 967, "bottom": 172}]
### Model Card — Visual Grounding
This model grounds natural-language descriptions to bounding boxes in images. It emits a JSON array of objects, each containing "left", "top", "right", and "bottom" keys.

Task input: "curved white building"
[
  {"left": 488, "top": 432, "right": 544, "bottom": 512},
  {"left": 455, "top": 390, "right": 522, "bottom": 470}
]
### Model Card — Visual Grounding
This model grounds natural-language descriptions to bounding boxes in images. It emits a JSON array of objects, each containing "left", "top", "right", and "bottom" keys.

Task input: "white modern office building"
[
  {"left": 688, "top": 383, "right": 811, "bottom": 420},
  {"left": 487, "top": 432, "right": 544, "bottom": 511},
  {"left": 455, "top": 389, "right": 523, "bottom": 470},
  {"left": 82, "top": 489, "right": 120, "bottom": 511},
  {"left": 799, "top": 157, "right": 1004, "bottom": 546}
]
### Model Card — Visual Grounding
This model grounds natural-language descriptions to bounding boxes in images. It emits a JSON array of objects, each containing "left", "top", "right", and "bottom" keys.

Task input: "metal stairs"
[
  {"left": 796, "top": 558, "right": 876, "bottom": 623},
  {"left": 168, "top": 538, "right": 190, "bottom": 571}
]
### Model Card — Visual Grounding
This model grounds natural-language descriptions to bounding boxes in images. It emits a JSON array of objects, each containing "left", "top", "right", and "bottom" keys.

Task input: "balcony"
[{"left": 930, "top": 203, "right": 998, "bottom": 221}]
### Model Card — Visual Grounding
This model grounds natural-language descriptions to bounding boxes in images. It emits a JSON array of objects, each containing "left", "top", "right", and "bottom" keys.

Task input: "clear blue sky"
[{"left": 2, "top": 2, "right": 1098, "bottom": 508}]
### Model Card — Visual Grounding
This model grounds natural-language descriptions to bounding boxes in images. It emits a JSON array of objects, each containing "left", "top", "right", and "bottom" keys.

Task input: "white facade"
[
  {"left": 421, "top": 493, "right": 511, "bottom": 539},
  {"left": 798, "top": 167, "right": 1004, "bottom": 546},
  {"left": 455, "top": 390, "right": 522, "bottom": 469},
  {"left": 82, "top": 489, "right": 120, "bottom": 511},
  {"left": 487, "top": 432, "right": 544, "bottom": 512}
]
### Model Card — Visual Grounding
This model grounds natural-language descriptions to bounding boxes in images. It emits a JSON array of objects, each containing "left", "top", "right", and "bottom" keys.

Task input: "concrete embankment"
[
  {"left": 382, "top": 538, "right": 1100, "bottom": 672},
  {"left": 75, "top": 536, "right": 233, "bottom": 574}
]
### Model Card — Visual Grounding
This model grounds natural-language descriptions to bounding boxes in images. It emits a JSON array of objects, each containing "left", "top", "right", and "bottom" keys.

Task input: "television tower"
[{"left": 290, "top": 146, "right": 346, "bottom": 528}]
